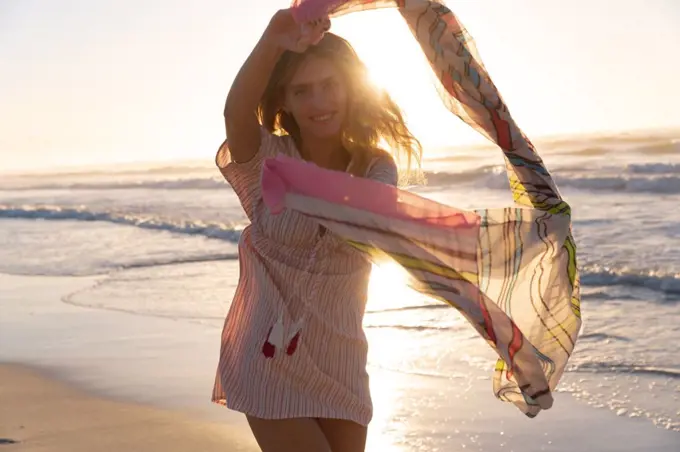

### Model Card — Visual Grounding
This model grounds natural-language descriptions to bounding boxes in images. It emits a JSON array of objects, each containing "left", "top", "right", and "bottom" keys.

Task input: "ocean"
[{"left": 1, "top": 128, "right": 679, "bottom": 437}]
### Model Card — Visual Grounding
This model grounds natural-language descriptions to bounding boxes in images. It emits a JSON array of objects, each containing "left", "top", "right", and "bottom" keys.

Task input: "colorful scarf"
[{"left": 263, "top": 0, "right": 582, "bottom": 418}]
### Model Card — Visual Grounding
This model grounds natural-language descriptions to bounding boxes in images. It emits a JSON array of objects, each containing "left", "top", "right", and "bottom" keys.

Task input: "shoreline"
[
  {"left": 0, "top": 272, "right": 243, "bottom": 422},
  {"left": 1, "top": 271, "right": 679, "bottom": 451}
]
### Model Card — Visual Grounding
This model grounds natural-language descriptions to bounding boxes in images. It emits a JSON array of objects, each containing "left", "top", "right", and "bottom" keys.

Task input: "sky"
[{"left": 1, "top": 0, "right": 679, "bottom": 172}]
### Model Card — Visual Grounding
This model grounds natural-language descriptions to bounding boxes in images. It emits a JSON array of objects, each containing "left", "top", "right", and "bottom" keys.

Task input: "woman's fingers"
[
  {"left": 275, "top": 11, "right": 331, "bottom": 53},
  {"left": 303, "top": 16, "right": 331, "bottom": 46}
]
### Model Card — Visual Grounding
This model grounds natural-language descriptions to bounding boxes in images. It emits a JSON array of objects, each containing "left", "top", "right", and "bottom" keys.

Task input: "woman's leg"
[
  {"left": 246, "top": 415, "right": 332, "bottom": 452},
  {"left": 316, "top": 418, "right": 367, "bottom": 452}
]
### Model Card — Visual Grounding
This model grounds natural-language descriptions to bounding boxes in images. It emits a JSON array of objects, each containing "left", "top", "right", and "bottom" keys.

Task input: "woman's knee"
[{"left": 246, "top": 415, "right": 332, "bottom": 452}]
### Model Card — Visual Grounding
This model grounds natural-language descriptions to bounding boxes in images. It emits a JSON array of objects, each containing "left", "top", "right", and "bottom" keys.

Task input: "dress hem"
[{"left": 210, "top": 397, "right": 372, "bottom": 427}]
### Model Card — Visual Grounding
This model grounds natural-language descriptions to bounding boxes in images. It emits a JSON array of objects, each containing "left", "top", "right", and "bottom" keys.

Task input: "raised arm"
[
  {"left": 223, "top": 14, "right": 284, "bottom": 163},
  {"left": 223, "top": 9, "right": 329, "bottom": 163}
]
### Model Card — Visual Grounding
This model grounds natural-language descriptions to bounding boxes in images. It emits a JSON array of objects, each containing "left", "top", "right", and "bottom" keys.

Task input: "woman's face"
[{"left": 283, "top": 56, "right": 348, "bottom": 140}]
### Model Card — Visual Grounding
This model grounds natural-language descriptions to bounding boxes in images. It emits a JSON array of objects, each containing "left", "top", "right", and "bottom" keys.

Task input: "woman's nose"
[{"left": 311, "top": 88, "right": 333, "bottom": 109}]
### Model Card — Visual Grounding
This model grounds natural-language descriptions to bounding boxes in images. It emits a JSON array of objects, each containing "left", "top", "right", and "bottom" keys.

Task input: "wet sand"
[{"left": 0, "top": 364, "right": 257, "bottom": 452}]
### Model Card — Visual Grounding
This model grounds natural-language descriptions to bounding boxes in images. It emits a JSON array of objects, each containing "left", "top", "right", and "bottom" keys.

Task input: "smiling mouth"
[{"left": 310, "top": 113, "right": 336, "bottom": 123}]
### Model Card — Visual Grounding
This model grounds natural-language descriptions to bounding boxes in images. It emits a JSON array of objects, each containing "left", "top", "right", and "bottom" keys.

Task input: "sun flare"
[{"left": 331, "top": 10, "right": 472, "bottom": 150}]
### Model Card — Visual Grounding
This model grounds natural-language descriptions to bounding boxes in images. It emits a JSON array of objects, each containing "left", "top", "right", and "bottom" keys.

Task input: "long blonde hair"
[{"left": 258, "top": 32, "right": 422, "bottom": 184}]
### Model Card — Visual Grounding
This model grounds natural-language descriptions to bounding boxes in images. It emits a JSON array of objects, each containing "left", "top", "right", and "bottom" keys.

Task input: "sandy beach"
[
  {"left": 0, "top": 364, "right": 257, "bottom": 452},
  {"left": 0, "top": 273, "right": 258, "bottom": 451},
  {"left": 1, "top": 271, "right": 679, "bottom": 451}
]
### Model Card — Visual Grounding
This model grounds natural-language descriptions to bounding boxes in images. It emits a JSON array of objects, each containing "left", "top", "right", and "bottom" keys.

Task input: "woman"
[{"left": 212, "top": 8, "right": 422, "bottom": 452}]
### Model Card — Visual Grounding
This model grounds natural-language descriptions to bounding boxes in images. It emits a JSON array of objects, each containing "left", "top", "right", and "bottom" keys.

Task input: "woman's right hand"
[{"left": 264, "top": 9, "right": 330, "bottom": 53}]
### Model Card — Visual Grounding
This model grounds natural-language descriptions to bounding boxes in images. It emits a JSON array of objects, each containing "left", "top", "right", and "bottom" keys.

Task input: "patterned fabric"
[{"left": 262, "top": 0, "right": 583, "bottom": 418}]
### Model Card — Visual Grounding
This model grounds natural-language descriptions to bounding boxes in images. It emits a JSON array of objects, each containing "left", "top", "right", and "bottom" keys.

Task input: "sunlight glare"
[
  {"left": 366, "top": 260, "right": 422, "bottom": 312},
  {"left": 332, "top": 10, "right": 479, "bottom": 150}
]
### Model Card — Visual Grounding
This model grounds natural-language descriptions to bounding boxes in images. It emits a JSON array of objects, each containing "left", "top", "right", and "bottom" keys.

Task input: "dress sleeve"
[
  {"left": 216, "top": 127, "right": 279, "bottom": 220},
  {"left": 366, "top": 153, "right": 398, "bottom": 186}
]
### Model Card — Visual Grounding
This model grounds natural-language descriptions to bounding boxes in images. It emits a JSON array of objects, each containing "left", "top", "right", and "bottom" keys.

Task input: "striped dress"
[{"left": 211, "top": 127, "right": 398, "bottom": 426}]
